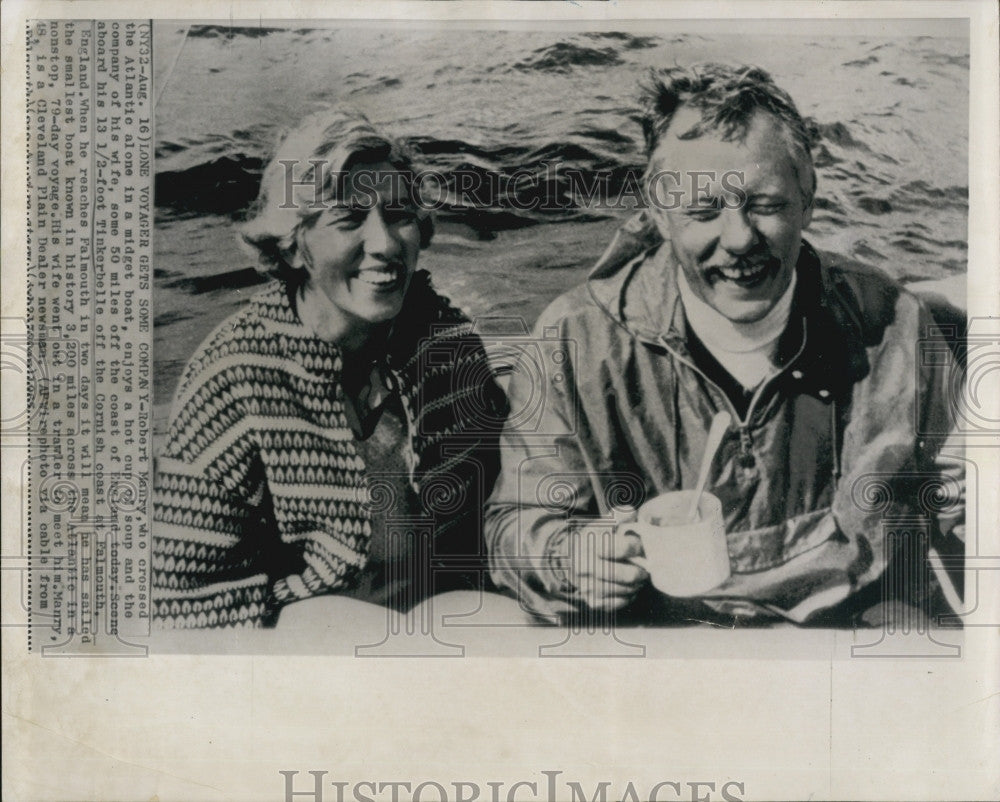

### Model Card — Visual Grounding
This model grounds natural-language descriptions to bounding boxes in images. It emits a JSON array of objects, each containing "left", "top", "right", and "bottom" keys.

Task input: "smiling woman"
[
  {"left": 151, "top": 109, "right": 507, "bottom": 629},
  {"left": 240, "top": 112, "right": 434, "bottom": 345},
  {"left": 293, "top": 161, "right": 423, "bottom": 348}
]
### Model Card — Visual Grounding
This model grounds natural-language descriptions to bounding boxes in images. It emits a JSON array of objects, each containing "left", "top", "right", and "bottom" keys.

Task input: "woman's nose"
[
  {"left": 362, "top": 208, "right": 401, "bottom": 258},
  {"left": 719, "top": 208, "right": 756, "bottom": 255}
]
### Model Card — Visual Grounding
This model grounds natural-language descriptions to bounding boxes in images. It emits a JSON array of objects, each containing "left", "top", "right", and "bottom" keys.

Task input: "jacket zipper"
[{"left": 652, "top": 317, "right": 810, "bottom": 472}]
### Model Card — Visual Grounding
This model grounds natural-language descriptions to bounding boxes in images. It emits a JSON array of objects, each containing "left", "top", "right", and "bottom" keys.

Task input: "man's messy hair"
[{"left": 640, "top": 63, "right": 818, "bottom": 204}]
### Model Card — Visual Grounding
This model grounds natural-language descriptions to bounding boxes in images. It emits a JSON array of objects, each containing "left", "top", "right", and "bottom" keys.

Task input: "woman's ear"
[
  {"left": 285, "top": 227, "right": 311, "bottom": 272},
  {"left": 284, "top": 246, "right": 305, "bottom": 271}
]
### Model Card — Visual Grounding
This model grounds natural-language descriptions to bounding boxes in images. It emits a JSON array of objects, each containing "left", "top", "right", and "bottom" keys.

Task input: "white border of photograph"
[{"left": 2, "top": 2, "right": 998, "bottom": 800}]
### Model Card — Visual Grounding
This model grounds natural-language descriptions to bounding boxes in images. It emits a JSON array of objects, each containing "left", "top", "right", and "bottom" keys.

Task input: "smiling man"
[{"left": 483, "top": 63, "right": 964, "bottom": 627}]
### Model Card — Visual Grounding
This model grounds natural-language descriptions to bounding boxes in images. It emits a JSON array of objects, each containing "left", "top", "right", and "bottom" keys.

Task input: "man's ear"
[
  {"left": 801, "top": 194, "right": 814, "bottom": 228},
  {"left": 648, "top": 206, "right": 673, "bottom": 243}
]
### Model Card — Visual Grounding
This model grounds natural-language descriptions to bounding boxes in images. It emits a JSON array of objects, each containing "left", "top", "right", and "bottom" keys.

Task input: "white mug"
[{"left": 622, "top": 490, "right": 731, "bottom": 597}]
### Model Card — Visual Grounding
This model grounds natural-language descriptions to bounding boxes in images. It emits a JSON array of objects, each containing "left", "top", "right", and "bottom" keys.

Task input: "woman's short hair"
[
  {"left": 639, "top": 63, "right": 817, "bottom": 205},
  {"left": 240, "top": 108, "right": 433, "bottom": 286}
]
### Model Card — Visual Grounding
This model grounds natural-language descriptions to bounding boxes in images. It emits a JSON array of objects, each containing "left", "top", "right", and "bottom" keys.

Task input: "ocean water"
[{"left": 152, "top": 23, "right": 969, "bottom": 409}]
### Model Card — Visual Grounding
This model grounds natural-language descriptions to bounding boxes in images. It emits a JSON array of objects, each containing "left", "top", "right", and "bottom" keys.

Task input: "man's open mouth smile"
[{"left": 712, "top": 257, "right": 777, "bottom": 289}]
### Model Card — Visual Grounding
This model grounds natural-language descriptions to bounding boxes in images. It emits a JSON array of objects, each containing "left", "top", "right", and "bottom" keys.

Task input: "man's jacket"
[{"left": 484, "top": 222, "right": 963, "bottom": 624}]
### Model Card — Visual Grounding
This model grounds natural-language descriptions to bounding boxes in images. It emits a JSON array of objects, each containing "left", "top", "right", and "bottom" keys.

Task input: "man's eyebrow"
[
  {"left": 745, "top": 191, "right": 790, "bottom": 202},
  {"left": 684, "top": 194, "right": 727, "bottom": 208}
]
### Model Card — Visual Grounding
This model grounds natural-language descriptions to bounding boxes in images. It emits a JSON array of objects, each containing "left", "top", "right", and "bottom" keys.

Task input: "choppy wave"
[
  {"left": 511, "top": 42, "right": 625, "bottom": 73},
  {"left": 154, "top": 25, "right": 969, "bottom": 279},
  {"left": 183, "top": 24, "right": 318, "bottom": 39},
  {"left": 153, "top": 116, "right": 964, "bottom": 239},
  {"left": 156, "top": 155, "right": 263, "bottom": 217},
  {"left": 154, "top": 132, "right": 650, "bottom": 230},
  {"left": 584, "top": 32, "right": 661, "bottom": 50}
]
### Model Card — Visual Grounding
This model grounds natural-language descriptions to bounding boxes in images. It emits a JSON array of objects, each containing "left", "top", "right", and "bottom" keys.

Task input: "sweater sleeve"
[{"left": 152, "top": 346, "right": 271, "bottom": 629}]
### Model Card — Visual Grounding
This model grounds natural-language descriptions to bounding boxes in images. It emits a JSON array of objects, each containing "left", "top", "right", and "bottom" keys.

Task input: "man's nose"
[
  {"left": 362, "top": 207, "right": 401, "bottom": 259},
  {"left": 719, "top": 208, "right": 756, "bottom": 254}
]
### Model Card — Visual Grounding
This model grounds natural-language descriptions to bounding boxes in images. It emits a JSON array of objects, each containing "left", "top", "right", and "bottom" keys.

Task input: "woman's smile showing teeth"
[
  {"left": 295, "top": 158, "right": 423, "bottom": 336},
  {"left": 355, "top": 262, "right": 405, "bottom": 290}
]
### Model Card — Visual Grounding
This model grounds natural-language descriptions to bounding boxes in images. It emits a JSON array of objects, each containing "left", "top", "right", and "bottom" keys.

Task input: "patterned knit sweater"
[{"left": 152, "top": 272, "right": 506, "bottom": 628}]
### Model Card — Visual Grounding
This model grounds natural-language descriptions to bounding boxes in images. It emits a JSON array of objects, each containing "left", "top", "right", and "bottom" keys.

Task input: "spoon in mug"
[{"left": 686, "top": 411, "right": 732, "bottom": 523}]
